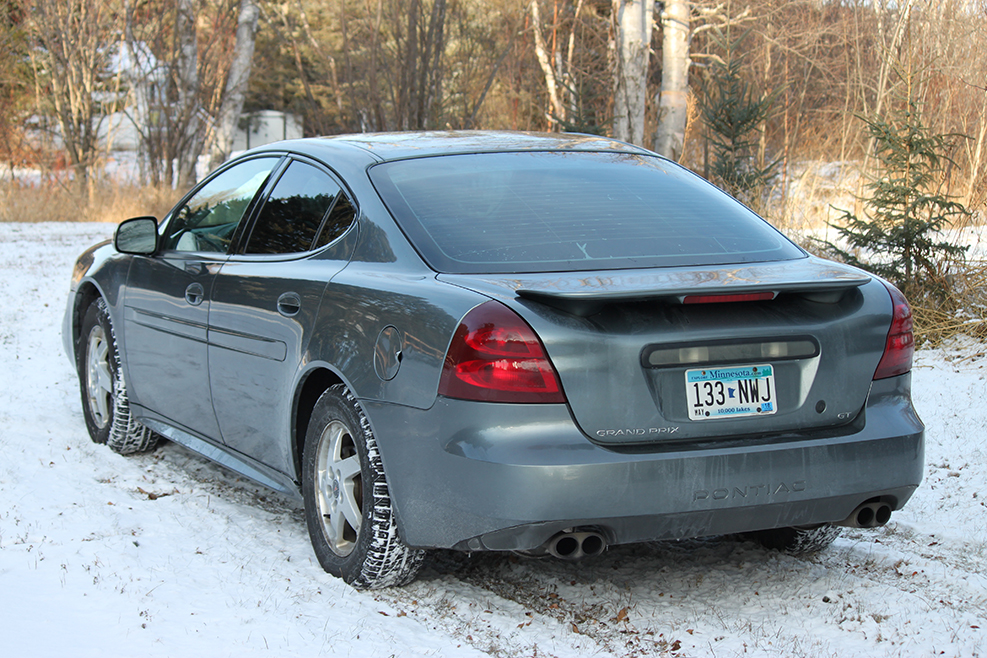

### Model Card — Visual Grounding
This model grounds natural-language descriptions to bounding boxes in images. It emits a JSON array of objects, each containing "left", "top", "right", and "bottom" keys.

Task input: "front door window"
[{"left": 162, "top": 157, "right": 279, "bottom": 253}]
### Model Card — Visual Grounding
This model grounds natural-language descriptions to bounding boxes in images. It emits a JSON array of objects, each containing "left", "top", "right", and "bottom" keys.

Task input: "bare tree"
[
  {"left": 531, "top": 0, "right": 565, "bottom": 125},
  {"left": 611, "top": 0, "right": 652, "bottom": 146},
  {"left": 390, "top": 0, "right": 448, "bottom": 130},
  {"left": 121, "top": 0, "right": 190, "bottom": 187},
  {"left": 123, "top": 0, "right": 207, "bottom": 188},
  {"left": 0, "top": 1, "right": 30, "bottom": 169},
  {"left": 170, "top": 0, "right": 205, "bottom": 186},
  {"left": 25, "top": 0, "right": 123, "bottom": 196},
  {"left": 654, "top": 0, "right": 689, "bottom": 160},
  {"left": 870, "top": 0, "right": 917, "bottom": 120}
]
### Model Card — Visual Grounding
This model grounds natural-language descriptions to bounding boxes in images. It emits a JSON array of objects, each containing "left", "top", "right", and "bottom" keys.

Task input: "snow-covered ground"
[{"left": 1, "top": 222, "right": 984, "bottom": 658}]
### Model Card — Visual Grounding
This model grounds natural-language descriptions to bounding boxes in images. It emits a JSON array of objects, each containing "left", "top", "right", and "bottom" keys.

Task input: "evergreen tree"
[
  {"left": 699, "top": 27, "right": 781, "bottom": 208},
  {"left": 554, "top": 80, "right": 609, "bottom": 136},
  {"left": 823, "top": 98, "right": 969, "bottom": 302}
]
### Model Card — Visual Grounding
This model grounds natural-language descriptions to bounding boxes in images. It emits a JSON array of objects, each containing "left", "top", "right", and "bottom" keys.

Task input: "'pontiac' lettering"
[{"left": 693, "top": 481, "right": 806, "bottom": 503}]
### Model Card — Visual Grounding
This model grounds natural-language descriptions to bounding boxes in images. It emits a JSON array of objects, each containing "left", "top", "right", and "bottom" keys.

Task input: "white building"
[{"left": 233, "top": 110, "right": 304, "bottom": 151}]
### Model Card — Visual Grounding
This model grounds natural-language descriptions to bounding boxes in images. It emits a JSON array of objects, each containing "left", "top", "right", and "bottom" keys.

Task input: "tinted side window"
[
  {"left": 246, "top": 161, "right": 346, "bottom": 254},
  {"left": 162, "top": 157, "right": 279, "bottom": 253},
  {"left": 312, "top": 195, "right": 356, "bottom": 250}
]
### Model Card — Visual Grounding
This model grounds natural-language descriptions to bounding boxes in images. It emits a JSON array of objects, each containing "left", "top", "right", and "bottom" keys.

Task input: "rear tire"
[
  {"left": 302, "top": 385, "right": 424, "bottom": 589},
  {"left": 78, "top": 298, "right": 158, "bottom": 455},
  {"left": 746, "top": 524, "right": 842, "bottom": 555}
]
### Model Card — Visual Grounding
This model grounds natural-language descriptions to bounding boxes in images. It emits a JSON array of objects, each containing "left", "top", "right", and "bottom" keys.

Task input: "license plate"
[{"left": 686, "top": 364, "right": 776, "bottom": 420}]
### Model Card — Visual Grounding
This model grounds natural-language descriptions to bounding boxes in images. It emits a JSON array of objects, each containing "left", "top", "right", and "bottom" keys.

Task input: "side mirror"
[{"left": 115, "top": 216, "right": 158, "bottom": 255}]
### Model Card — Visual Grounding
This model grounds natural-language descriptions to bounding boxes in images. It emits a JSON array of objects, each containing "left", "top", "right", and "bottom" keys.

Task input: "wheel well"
[
  {"left": 72, "top": 284, "right": 102, "bottom": 355},
  {"left": 293, "top": 368, "right": 344, "bottom": 476}
]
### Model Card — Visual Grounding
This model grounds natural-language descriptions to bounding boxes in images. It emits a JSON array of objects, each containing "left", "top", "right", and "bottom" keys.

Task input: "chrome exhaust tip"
[
  {"left": 839, "top": 501, "right": 893, "bottom": 528},
  {"left": 545, "top": 530, "right": 608, "bottom": 560}
]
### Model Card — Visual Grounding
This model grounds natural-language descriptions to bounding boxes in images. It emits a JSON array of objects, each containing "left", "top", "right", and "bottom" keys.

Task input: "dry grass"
[
  {"left": 769, "top": 161, "right": 864, "bottom": 237},
  {"left": 912, "top": 260, "right": 987, "bottom": 346},
  {"left": 0, "top": 182, "right": 178, "bottom": 223}
]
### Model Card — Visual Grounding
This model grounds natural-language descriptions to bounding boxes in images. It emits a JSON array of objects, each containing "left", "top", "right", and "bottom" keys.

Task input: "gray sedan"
[{"left": 63, "top": 132, "right": 923, "bottom": 589}]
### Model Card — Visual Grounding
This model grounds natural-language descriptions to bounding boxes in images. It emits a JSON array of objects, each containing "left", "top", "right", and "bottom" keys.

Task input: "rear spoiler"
[{"left": 514, "top": 260, "right": 871, "bottom": 316}]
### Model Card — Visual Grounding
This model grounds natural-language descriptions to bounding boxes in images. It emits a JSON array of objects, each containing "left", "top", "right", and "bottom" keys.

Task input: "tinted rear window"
[
  {"left": 369, "top": 151, "right": 804, "bottom": 273},
  {"left": 246, "top": 160, "right": 343, "bottom": 254}
]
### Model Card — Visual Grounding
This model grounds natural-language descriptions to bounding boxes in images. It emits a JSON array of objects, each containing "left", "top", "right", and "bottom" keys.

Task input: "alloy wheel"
[
  {"left": 85, "top": 325, "right": 113, "bottom": 429},
  {"left": 314, "top": 419, "right": 363, "bottom": 556}
]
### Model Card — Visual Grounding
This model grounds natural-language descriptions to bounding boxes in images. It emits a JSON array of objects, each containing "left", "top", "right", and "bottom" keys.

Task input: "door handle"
[
  {"left": 277, "top": 292, "right": 301, "bottom": 317},
  {"left": 185, "top": 282, "right": 205, "bottom": 306}
]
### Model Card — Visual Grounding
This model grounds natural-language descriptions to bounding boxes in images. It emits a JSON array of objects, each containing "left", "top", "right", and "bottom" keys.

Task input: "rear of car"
[{"left": 366, "top": 147, "right": 923, "bottom": 554}]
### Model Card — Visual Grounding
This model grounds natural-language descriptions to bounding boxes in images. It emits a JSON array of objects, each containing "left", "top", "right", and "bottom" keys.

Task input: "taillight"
[
  {"left": 438, "top": 301, "right": 565, "bottom": 403},
  {"left": 683, "top": 292, "right": 776, "bottom": 304},
  {"left": 873, "top": 283, "right": 914, "bottom": 380}
]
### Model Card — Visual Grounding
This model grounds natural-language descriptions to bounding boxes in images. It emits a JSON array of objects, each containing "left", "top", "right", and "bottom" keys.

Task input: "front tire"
[
  {"left": 78, "top": 298, "right": 158, "bottom": 455},
  {"left": 302, "top": 385, "right": 424, "bottom": 589}
]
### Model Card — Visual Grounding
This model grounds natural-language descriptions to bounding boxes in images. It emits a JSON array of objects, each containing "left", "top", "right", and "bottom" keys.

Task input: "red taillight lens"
[
  {"left": 438, "top": 301, "right": 565, "bottom": 403},
  {"left": 873, "top": 283, "right": 914, "bottom": 380},
  {"left": 683, "top": 292, "right": 776, "bottom": 304}
]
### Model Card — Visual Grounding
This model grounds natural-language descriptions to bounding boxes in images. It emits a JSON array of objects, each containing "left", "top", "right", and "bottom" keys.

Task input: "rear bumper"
[{"left": 365, "top": 374, "right": 923, "bottom": 551}]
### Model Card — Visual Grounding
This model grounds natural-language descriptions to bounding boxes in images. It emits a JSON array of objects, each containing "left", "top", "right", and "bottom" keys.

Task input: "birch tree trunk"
[
  {"left": 209, "top": 0, "right": 261, "bottom": 171},
  {"left": 611, "top": 0, "right": 652, "bottom": 146},
  {"left": 531, "top": 0, "right": 565, "bottom": 125},
  {"left": 654, "top": 0, "right": 689, "bottom": 160}
]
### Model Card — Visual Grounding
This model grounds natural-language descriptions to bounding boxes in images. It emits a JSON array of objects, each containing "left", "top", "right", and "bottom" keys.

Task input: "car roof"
[{"left": 244, "top": 130, "right": 653, "bottom": 165}]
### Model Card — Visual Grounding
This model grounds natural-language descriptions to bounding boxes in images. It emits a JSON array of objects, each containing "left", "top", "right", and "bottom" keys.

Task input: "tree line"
[{"left": 1, "top": 0, "right": 986, "bottom": 218}]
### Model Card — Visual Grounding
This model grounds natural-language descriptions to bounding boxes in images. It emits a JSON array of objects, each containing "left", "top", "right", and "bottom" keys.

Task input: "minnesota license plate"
[{"left": 686, "top": 364, "right": 776, "bottom": 420}]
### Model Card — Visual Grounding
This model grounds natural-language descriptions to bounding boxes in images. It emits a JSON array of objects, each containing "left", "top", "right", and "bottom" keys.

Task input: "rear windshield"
[{"left": 369, "top": 151, "right": 804, "bottom": 274}]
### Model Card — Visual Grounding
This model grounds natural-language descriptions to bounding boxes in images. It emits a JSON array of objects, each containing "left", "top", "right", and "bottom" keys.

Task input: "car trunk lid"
[{"left": 438, "top": 257, "right": 891, "bottom": 446}]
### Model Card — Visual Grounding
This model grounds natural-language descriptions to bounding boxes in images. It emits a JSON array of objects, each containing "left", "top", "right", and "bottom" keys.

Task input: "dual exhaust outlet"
[
  {"left": 542, "top": 530, "right": 608, "bottom": 560},
  {"left": 838, "top": 500, "right": 893, "bottom": 528}
]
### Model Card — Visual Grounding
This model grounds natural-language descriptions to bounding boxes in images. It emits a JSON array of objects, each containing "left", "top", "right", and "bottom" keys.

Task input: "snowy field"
[{"left": 1, "top": 221, "right": 985, "bottom": 658}]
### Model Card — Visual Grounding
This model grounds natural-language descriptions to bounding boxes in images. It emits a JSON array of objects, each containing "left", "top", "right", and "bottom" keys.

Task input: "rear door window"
[{"left": 245, "top": 160, "right": 354, "bottom": 255}]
